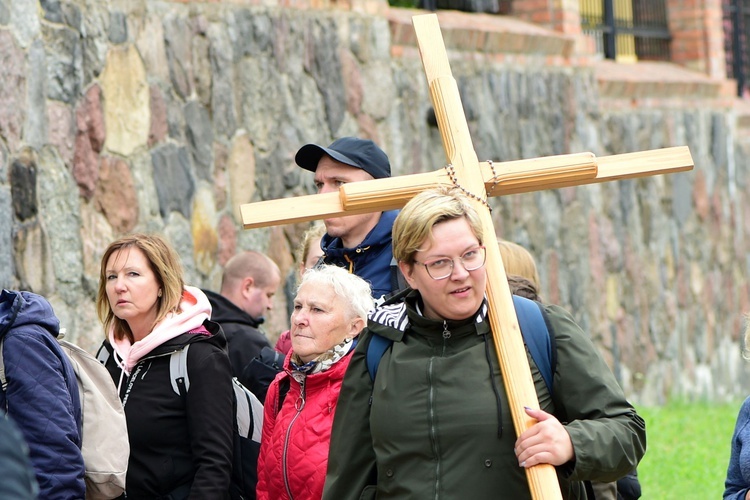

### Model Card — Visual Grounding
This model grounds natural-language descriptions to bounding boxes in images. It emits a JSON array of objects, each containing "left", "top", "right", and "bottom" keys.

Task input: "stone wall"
[{"left": 1, "top": 0, "right": 748, "bottom": 405}]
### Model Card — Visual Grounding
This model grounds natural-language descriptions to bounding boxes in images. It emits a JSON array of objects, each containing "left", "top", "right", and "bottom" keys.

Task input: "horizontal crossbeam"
[{"left": 240, "top": 146, "right": 692, "bottom": 229}]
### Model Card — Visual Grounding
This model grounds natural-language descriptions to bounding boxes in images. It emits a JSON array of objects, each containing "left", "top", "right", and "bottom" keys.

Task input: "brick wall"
[
  {"left": 161, "top": 0, "right": 388, "bottom": 14},
  {"left": 667, "top": 0, "right": 726, "bottom": 78},
  {"left": 512, "top": 0, "right": 580, "bottom": 35}
]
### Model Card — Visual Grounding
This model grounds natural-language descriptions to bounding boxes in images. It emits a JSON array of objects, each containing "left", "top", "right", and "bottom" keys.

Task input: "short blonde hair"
[
  {"left": 297, "top": 265, "right": 374, "bottom": 321},
  {"left": 97, "top": 234, "right": 184, "bottom": 343},
  {"left": 498, "top": 239, "right": 541, "bottom": 290},
  {"left": 392, "top": 186, "right": 484, "bottom": 264}
]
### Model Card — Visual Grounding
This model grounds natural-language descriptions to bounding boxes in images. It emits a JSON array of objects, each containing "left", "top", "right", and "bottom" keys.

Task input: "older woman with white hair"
[{"left": 256, "top": 265, "right": 374, "bottom": 500}]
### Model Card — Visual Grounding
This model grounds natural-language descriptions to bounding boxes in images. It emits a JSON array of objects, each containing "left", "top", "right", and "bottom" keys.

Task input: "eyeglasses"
[{"left": 413, "top": 246, "right": 487, "bottom": 280}]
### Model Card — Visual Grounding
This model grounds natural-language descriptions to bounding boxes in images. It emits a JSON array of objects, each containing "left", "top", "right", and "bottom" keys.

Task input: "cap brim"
[{"left": 295, "top": 144, "right": 362, "bottom": 172}]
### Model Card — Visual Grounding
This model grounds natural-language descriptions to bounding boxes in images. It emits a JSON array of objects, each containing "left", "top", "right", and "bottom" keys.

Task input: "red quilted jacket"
[{"left": 256, "top": 351, "right": 353, "bottom": 500}]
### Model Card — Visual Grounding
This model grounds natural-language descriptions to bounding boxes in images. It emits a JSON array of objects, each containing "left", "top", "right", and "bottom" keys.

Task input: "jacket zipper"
[
  {"left": 119, "top": 349, "right": 188, "bottom": 407},
  {"left": 282, "top": 378, "right": 306, "bottom": 500},
  {"left": 121, "top": 363, "right": 144, "bottom": 408},
  {"left": 429, "top": 323, "right": 451, "bottom": 499},
  {"left": 428, "top": 357, "right": 441, "bottom": 500}
]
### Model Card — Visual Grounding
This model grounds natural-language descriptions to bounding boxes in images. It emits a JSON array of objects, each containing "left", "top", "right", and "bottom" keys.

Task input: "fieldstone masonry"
[{"left": 1, "top": 0, "right": 749, "bottom": 406}]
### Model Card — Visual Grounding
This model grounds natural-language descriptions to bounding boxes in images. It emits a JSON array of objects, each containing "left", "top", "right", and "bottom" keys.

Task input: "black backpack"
[{"left": 239, "top": 346, "right": 285, "bottom": 404}]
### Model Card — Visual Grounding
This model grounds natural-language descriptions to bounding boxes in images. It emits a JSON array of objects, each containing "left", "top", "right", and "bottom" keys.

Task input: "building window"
[
  {"left": 580, "top": 0, "right": 670, "bottom": 62},
  {"left": 724, "top": 0, "right": 750, "bottom": 96}
]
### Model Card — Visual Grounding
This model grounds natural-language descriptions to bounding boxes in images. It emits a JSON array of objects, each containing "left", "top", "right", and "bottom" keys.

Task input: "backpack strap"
[
  {"left": 366, "top": 333, "right": 392, "bottom": 381},
  {"left": 96, "top": 344, "right": 111, "bottom": 365},
  {"left": 169, "top": 345, "right": 190, "bottom": 397},
  {"left": 512, "top": 295, "right": 556, "bottom": 397},
  {"left": 232, "top": 378, "right": 253, "bottom": 439},
  {"left": 364, "top": 296, "right": 557, "bottom": 398}
]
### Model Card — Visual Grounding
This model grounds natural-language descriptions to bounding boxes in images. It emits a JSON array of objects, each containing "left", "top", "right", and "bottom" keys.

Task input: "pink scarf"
[{"left": 109, "top": 285, "right": 211, "bottom": 375}]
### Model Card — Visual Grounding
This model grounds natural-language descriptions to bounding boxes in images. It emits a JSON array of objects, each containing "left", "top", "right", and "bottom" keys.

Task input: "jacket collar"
[
  {"left": 202, "top": 288, "right": 262, "bottom": 327},
  {"left": 368, "top": 289, "right": 491, "bottom": 341},
  {"left": 321, "top": 210, "right": 398, "bottom": 257}
]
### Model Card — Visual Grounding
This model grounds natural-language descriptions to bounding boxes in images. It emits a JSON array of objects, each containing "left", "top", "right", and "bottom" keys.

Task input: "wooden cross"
[{"left": 241, "top": 14, "right": 693, "bottom": 499}]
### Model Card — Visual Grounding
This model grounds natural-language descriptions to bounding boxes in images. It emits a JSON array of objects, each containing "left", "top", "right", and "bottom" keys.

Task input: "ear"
[
  {"left": 398, "top": 260, "right": 418, "bottom": 290},
  {"left": 242, "top": 277, "right": 255, "bottom": 296},
  {"left": 347, "top": 317, "right": 366, "bottom": 338}
]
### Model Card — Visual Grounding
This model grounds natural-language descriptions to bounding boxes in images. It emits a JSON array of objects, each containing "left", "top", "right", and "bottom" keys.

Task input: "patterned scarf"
[{"left": 290, "top": 337, "right": 356, "bottom": 382}]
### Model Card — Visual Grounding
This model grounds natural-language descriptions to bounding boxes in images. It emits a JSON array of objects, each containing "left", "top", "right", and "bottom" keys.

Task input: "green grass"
[
  {"left": 388, "top": 0, "right": 418, "bottom": 7},
  {"left": 637, "top": 401, "right": 743, "bottom": 499}
]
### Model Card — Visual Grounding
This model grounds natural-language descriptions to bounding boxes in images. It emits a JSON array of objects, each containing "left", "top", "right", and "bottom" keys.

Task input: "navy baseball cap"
[{"left": 295, "top": 137, "right": 391, "bottom": 179}]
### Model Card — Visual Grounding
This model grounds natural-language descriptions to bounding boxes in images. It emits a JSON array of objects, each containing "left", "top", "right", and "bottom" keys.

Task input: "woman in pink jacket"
[{"left": 257, "top": 265, "right": 373, "bottom": 500}]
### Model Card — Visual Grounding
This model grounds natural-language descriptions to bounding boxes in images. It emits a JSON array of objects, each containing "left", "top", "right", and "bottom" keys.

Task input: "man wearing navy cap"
[{"left": 295, "top": 137, "right": 400, "bottom": 300}]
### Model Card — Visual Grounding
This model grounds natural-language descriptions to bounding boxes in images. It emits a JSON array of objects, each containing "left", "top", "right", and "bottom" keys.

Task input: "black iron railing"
[
  {"left": 416, "top": 0, "right": 512, "bottom": 14},
  {"left": 580, "top": 0, "right": 671, "bottom": 61},
  {"left": 724, "top": 0, "right": 750, "bottom": 96}
]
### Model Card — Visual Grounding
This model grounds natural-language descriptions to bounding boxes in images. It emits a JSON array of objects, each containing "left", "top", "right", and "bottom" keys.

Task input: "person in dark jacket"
[
  {"left": 295, "top": 137, "right": 399, "bottom": 300},
  {"left": 500, "top": 240, "right": 642, "bottom": 500},
  {"left": 725, "top": 394, "right": 750, "bottom": 499},
  {"left": 0, "top": 412, "right": 39, "bottom": 499},
  {"left": 0, "top": 289, "right": 85, "bottom": 499},
  {"left": 97, "top": 233, "right": 233, "bottom": 499},
  {"left": 203, "top": 250, "right": 281, "bottom": 386},
  {"left": 498, "top": 239, "right": 542, "bottom": 297},
  {"left": 323, "top": 186, "right": 647, "bottom": 500},
  {"left": 723, "top": 317, "right": 750, "bottom": 500}
]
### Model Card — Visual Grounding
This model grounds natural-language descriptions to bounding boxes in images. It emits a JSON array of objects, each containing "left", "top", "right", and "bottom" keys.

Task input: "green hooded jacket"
[{"left": 323, "top": 291, "right": 646, "bottom": 500}]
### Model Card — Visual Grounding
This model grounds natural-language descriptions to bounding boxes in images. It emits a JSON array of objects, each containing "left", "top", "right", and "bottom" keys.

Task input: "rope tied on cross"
[{"left": 444, "top": 159, "right": 500, "bottom": 211}]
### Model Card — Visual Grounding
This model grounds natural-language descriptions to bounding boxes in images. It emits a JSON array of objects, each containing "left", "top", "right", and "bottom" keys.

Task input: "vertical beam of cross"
[{"left": 413, "top": 14, "right": 562, "bottom": 499}]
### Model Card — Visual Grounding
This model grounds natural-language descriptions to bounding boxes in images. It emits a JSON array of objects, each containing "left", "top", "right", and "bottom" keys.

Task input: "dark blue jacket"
[
  {"left": 0, "top": 290, "right": 85, "bottom": 500},
  {"left": 202, "top": 289, "right": 270, "bottom": 379},
  {"left": 725, "top": 396, "right": 750, "bottom": 499},
  {"left": 321, "top": 210, "right": 398, "bottom": 300}
]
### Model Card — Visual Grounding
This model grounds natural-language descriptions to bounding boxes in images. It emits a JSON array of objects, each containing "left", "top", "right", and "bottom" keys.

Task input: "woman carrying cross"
[{"left": 323, "top": 186, "right": 646, "bottom": 499}]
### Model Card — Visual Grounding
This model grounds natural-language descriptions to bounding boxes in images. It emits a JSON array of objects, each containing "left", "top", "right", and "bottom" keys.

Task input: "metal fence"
[
  {"left": 418, "top": 0, "right": 511, "bottom": 14},
  {"left": 580, "top": 0, "right": 670, "bottom": 62},
  {"left": 724, "top": 0, "right": 750, "bottom": 96}
]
